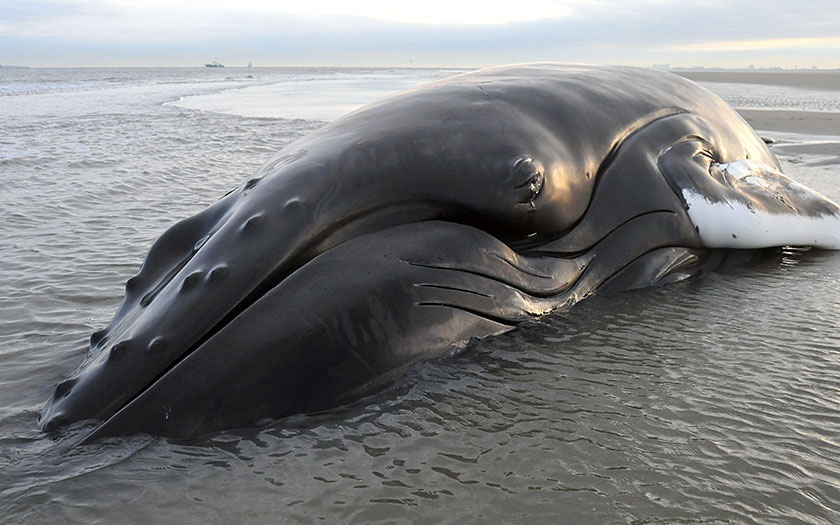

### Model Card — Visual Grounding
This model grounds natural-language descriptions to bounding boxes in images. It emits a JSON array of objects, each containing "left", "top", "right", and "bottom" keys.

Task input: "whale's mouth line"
[{"left": 523, "top": 209, "right": 680, "bottom": 258}]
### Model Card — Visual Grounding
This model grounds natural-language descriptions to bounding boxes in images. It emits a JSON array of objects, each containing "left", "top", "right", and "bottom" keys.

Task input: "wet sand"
[
  {"left": 734, "top": 109, "right": 840, "bottom": 165},
  {"left": 674, "top": 70, "right": 840, "bottom": 147},
  {"left": 736, "top": 109, "right": 840, "bottom": 137},
  {"left": 677, "top": 70, "right": 840, "bottom": 91}
]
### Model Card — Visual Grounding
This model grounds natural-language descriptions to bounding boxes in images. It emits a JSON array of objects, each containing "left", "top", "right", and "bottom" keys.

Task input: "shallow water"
[
  {"left": 702, "top": 81, "right": 840, "bottom": 113},
  {"left": 1, "top": 67, "right": 839, "bottom": 523}
]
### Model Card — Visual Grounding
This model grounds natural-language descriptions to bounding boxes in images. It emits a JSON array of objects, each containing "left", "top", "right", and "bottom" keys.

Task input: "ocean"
[{"left": 1, "top": 67, "right": 839, "bottom": 523}]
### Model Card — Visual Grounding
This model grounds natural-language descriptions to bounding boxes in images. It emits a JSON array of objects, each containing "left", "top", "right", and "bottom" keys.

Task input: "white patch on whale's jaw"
[
  {"left": 682, "top": 160, "right": 840, "bottom": 250},
  {"left": 683, "top": 191, "right": 840, "bottom": 249}
]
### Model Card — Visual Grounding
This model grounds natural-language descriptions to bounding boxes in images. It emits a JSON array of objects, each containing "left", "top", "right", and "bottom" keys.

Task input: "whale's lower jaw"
[
  {"left": 684, "top": 192, "right": 840, "bottom": 250},
  {"left": 679, "top": 159, "right": 840, "bottom": 250},
  {"left": 659, "top": 149, "right": 840, "bottom": 251}
]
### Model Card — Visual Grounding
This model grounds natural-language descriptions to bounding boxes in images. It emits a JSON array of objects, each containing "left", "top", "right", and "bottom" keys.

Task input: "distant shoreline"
[{"left": 676, "top": 71, "right": 840, "bottom": 91}]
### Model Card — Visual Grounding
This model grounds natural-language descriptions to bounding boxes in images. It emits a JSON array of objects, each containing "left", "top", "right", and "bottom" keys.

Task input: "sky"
[{"left": 2, "top": 0, "right": 839, "bottom": 68}]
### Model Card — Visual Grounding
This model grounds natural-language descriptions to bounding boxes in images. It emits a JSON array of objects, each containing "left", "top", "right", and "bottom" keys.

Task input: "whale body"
[{"left": 39, "top": 64, "right": 840, "bottom": 442}]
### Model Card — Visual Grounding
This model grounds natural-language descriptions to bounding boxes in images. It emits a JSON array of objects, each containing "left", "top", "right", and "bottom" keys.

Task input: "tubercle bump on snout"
[
  {"left": 90, "top": 329, "right": 107, "bottom": 348},
  {"left": 40, "top": 413, "right": 67, "bottom": 433},
  {"left": 147, "top": 336, "right": 167, "bottom": 354},
  {"left": 181, "top": 271, "right": 204, "bottom": 291},
  {"left": 207, "top": 265, "right": 229, "bottom": 283},
  {"left": 108, "top": 340, "right": 131, "bottom": 361},
  {"left": 244, "top": 177, "right": 262, "bottom": 190},
  {"left": 240, "top": 213, "right": 265, "bottom": 234},
  {"left": 53, "top": 377, "right": 78, "bottom": 398}
]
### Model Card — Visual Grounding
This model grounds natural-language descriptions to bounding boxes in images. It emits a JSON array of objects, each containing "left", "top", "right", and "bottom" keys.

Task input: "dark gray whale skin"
[{"left": 39, "top": 64, "right": 805, "bottom": 442}]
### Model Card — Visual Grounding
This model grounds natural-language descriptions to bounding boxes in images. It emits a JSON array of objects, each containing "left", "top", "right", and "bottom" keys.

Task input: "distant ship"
[
  {"left": 247, "top": 62, "right": 252, "bottom": 68},
  {"left": 205, "top": 60, "right": 224, "bottom": 68}
]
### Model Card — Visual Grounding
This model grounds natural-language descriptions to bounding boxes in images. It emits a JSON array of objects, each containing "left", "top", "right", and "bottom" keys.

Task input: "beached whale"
[{"left": 40, "top": 64, "right": 840, "bottom": 442}]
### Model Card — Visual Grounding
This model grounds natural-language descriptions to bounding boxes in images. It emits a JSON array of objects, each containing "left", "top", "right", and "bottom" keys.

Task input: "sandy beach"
[
  {"left": 673, "top": 71, "right": 840, "bottom": 164},
  {"left": 677, "top": 70, "right": 840, "bottom": 91},
  {"left": 736, "top": 110, "right": 840, "bottom": 165},
  {"left": 676, "top": 70, "right": 840, "bottom": 133},
  {"left": 736, "top": 109, "right": 840, "bottom": 136}
]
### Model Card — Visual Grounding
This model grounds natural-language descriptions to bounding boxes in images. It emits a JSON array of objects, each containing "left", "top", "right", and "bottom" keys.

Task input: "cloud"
[
  {"left": 103, "top": 0, "right": 581, "bottom": 25},
  {"left": 671, "top": 37, "right": 840, "bottom": 52},
  {"left": 2, "top": 0, "right": 839, "bottom": 67}
]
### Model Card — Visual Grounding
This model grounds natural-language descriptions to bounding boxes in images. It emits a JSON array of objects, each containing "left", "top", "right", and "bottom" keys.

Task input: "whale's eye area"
[{"left": 510, "top": 156, "right": 545, "bottom": 209}]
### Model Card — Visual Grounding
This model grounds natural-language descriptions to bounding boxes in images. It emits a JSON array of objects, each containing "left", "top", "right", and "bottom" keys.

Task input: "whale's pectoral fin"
[{"left": 660, "top": 140, "right": 840, "bottom": 250}]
